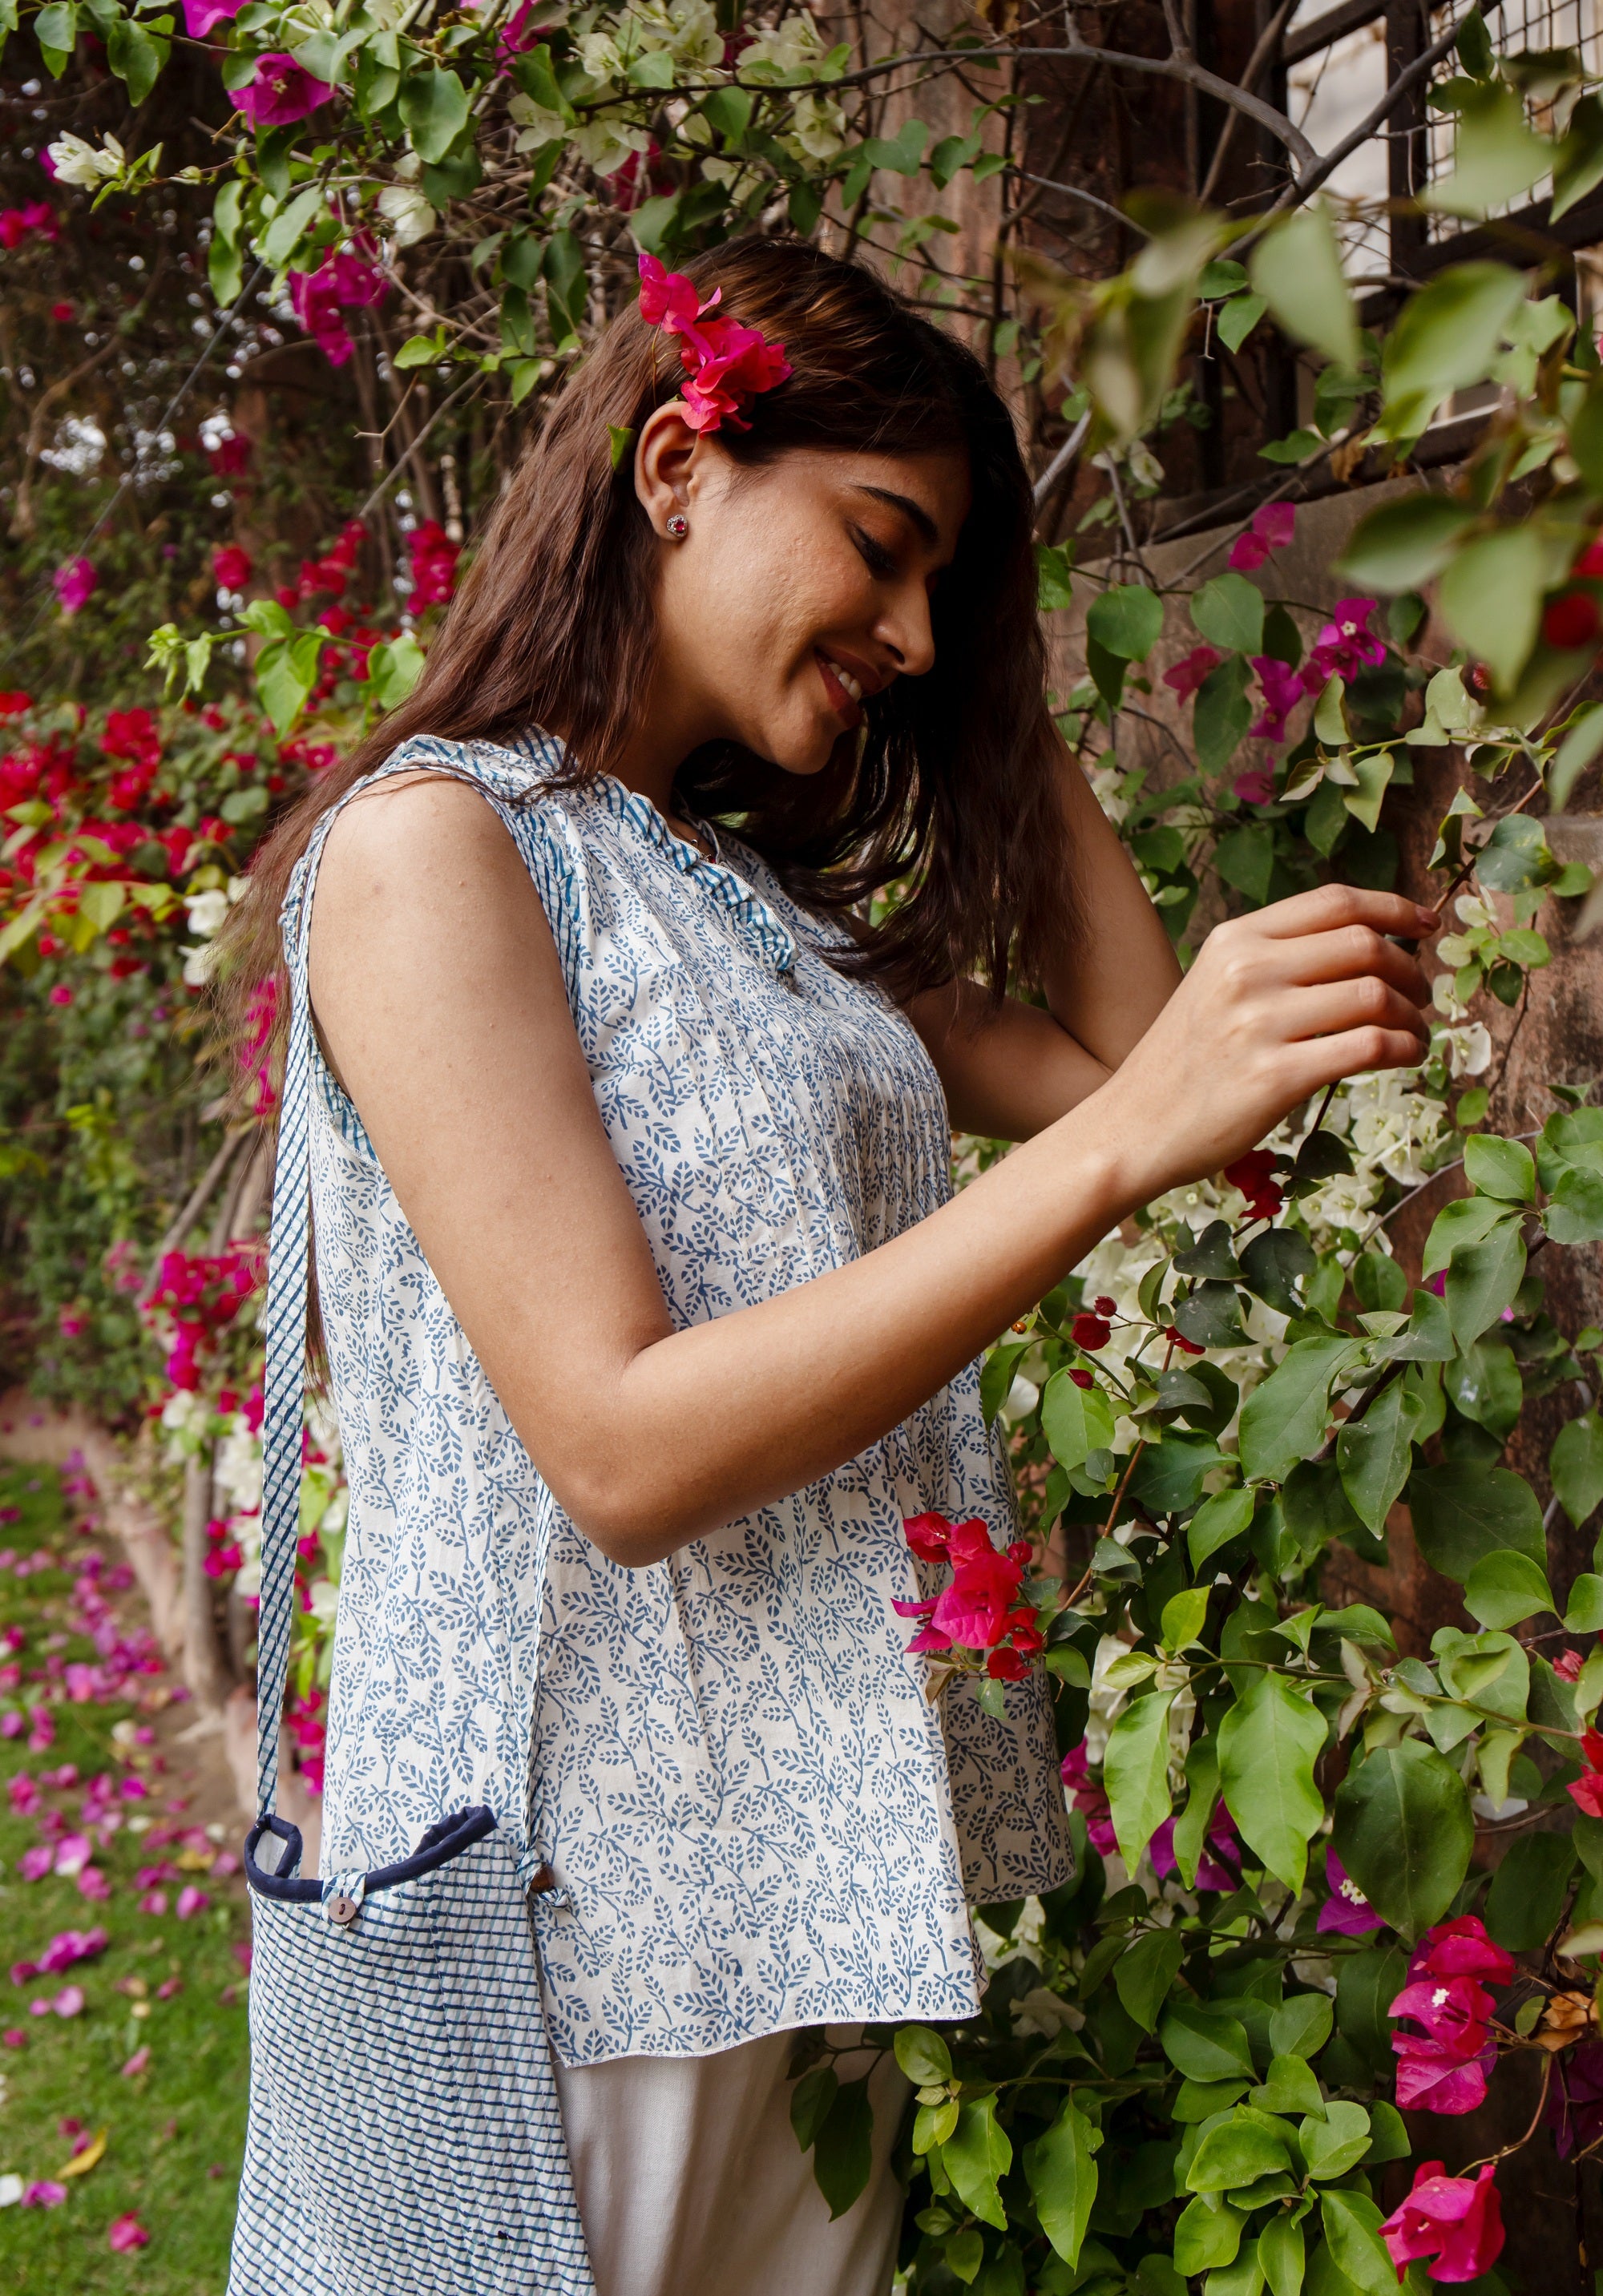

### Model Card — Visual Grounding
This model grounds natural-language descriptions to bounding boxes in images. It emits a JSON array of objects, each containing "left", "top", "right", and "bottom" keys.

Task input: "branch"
[
  {"left": 1018, "top": 168, "right": 1147, "bottom": 236},
  {"left": 1198, "top": 0, "right": 1299, "bottom": 204},
  {"left": 1033, "top": 406, "right": 1093, "bottom": 506}
]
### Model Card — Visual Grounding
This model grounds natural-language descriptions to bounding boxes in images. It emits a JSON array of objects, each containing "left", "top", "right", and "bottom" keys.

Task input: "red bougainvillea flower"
[
  {"left": 1317, "top": 1846, "right": 1384, "bottom": 1935},
  {"left": 234, "top": 54, "right": 334, "bottom": 127},
  {"left": 638, "top": 249, "right": 712, "bottom": 333},
  {"left": 1071, "top": 1313, "right": 1111, "bottom": 1350},
  {"left": 636, "top": 252, "right": 791, "bottom": 434},
  {"left": 0, "top": 692, "right": 30, "bottom": 717},
  {"left": 1544, "top": 589, "right": 1601, "bottom": 652},
  {"left": 212, "top": 545, "right": 252, "bottom": 591},
  {"left": 897, "top": 1513, "right": 1040, "bottom": 1669},
  {"left": 1229, "top": 500, "right": 1296, "bottom": 571},
  {"left": 0, "top": 202, "right": 55, "bottom": 250},
  {"left": 1571, "top": 1726, "right": 1603, "bottom": 1815},
  {"left": 1410, "top": 1915, "right": 1514, "bottom": 1984},
  {"left": 902, "top": 1512, "right": 952, "bottom": 1562},
  {"left": 1223, "top": 1148, "right": 1283, "bottom": 1221},
  {"left": 1390, "top": 1974, "right": 1493, "bottom": 2054},
  {"left": 1234, "top": 767, "right": 1276, "bottom": 805},
  {"left": 107, "top": 2213, "right": 151, "bottom": 2251},
  {"left": 1162, "top": 644, "right": 1221, "bottom": 699},
  {"left": 1165, "top": 1326, "right": 1205, "bottom": 1357},
  {"left": 1380, "top": 2162, "right": 1504, "bottom": 2283},
  {"left": 1575, "top": 537, "right": 1603, "bottom": 581},
  {"left": 1250, "top": 655, "right": 1306, "bottom": 746},
  {"left": 1555, "top": 1647, "right": 1585, "bottom": 1681},
  {"left": 408, "top": 520, "right": 459, "bottom": 608},
  {"left": 1068, "top": 1366, "right": 1094, "bottom": 1389},
  {"left": 289, "top": 247, "right": 387, "bottom": 366},
  {"left": 53, "top": 557, "right": 98, "bottom": 615}
]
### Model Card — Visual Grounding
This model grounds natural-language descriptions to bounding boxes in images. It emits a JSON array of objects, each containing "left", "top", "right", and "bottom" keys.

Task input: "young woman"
[{"left": 227, "top": 238, "right": 1432, "bottom": 2296}]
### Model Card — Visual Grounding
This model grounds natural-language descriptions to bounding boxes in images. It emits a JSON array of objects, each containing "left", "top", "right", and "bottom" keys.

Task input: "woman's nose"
[{"left": 878, "top": 583, "right": 936, "bottom": 680}]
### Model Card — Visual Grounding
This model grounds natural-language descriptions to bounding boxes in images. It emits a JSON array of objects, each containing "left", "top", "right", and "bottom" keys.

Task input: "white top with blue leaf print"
[{"left": 300, "top": 732, "right": 1071, "bottom": 2065}]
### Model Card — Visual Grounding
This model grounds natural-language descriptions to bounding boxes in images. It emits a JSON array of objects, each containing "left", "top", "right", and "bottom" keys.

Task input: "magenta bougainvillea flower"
[
  {"left": 1380, "top": 2162, "right": 1504, "bottom": 2283},
  {"left": 234, "top": 54, "right": 334, "bottom": 127},
  {"left": 1317, "top": 1846, "right": 1384, "bottom": 1935},
  {"left": 1060, "top": 1743, "right": 1116, "bottom": 1857},
  {"left": 1306, "top": 595, "right": 1385, "bottom": 684},
  {"left": 1228, "top": 500, "right": 1296, "bottom": 571},
  {"left": 1249, "top": 655, "right": 1305, "bottom": 744},
  {"left": 288, "top": 247, "right": 387, "bottom": 366},
  {"left": 1162, "top": 644, "right": 1221, "bottom": 699},
  {"left": 895, "top": 1514, "right": 1041, "bottom": 1678},
  {"left": 1389, "top": 1915, "right": 1511, "bottom": 2114},
  {"left": 636, "top": 252, "right": 791, "bottom": 434},
  {"left": 107, "top": 2213, "right": 151, "bottom": 2252},
  {"left": 53, "top": 557, "right": 98, "bottom": 615},
  {"left": 212, "top": 544, "right": 252, "bottom": 591},
  {"left": 1233, "top": 768, "right": 1275, "bottom": 805},
  {"left": 182, "top": 0, "right": 243, "bottom": 34}
]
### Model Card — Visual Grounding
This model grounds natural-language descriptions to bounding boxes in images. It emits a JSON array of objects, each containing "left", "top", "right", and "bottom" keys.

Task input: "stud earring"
[{"left": 665, "top": 513, "right": 688, "bottom": 540}]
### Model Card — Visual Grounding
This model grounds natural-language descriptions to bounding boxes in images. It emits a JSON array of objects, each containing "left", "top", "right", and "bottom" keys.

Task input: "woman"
[{"left": 227, "top": 238, "right": 1432, "bottom": 2296}]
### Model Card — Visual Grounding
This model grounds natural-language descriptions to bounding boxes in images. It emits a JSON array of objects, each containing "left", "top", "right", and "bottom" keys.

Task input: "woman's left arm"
[{"left": 907, "top": 748, "right": 1182, "bottom": 1141}]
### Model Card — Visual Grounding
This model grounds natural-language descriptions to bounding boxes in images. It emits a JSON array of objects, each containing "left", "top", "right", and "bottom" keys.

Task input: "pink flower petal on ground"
[
  {"left": 137, "top": 1890, "right": 168, "bottom": 1916},
  {"left": 53, "top": 1834, "right": 91, "bottom": 1875},
  {"left": 51, "top": 1985, "right": 84, "bottom": 2017},
  {"left": 175, "top": 1886, "right": 209, "bottom": 1919},
  {"left": 75, "top": 1866, "right": 111, "bottom": 1902},
  {"left": 120, "top": 2046, "right": 151, "bottom": 2078},
  {"left": 21, "top": 2180, "right": 67, "bottom": 2207},
  {"left": 2, "top": 2028, "right": 26, "bottom": 2048},
  {"left": 107, "top": 2211, "right": 150, "bottom": 2250}
]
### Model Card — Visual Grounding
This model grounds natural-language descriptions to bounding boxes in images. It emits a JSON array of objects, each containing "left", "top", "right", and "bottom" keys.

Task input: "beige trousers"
[{"left": 551, "top": 2028, "right": 910, "bottom": 2296}]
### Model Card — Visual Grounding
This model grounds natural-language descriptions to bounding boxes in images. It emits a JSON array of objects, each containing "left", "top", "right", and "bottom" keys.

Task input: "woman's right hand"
[{"left": 1090, "top": 882, "right": 1436, "bottom": 1209}]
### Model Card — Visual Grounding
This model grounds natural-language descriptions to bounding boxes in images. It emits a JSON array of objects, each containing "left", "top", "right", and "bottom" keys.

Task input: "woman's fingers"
[
  {"left": 1293, "top": 1023, "right": 1435, "bottom": 1098},
  {"left": 1250, "top": 882, "right": 1436, "bottom": 946},
  {"left": 1278, "top": 977, "right": 1432, "bottom": 1047},
  {"left": 1269, "top": 922, "right": 1432, "bottom": 1006}
]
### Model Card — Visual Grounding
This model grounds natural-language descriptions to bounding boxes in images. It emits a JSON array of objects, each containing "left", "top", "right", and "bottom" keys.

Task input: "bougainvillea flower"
[
  {"left": 903, "top": 1512, "right": 955, "bottom": 1563},
  {"left": 1318, "top": 1846, "right": 1384, "bottom": 1935},
  {"left": 1223, "top": 1149, "right": 1282, "bottom": 1221},
  {"left": 50, "top": 1985, "right": 85, "bottom": 2017},
  {"left": 182, "top": 0, "right": 243, "bottom": 34},
  {"left": 1556, "top": 1647, "right": 1585, "bottom": 1681},
  {"left": 212, "top": 545, "right": 252, "bottom": 590},
  {"left": 1228, "top": 500, "right": 1296, "bottom": 571},
  {"left": 107, "top": 2212, "right": 151, "bottom": 2250},
  {"left": 53, "top": 558, "right": 98, "bottom": 615},
  {"left": 1071, "top": 1313, "right": 1111, "bottom": 1350},
  {"left": 1410, "top": 1915, "right": 1515, "bottom": 1985},
  {"left": 234, "top": 54, "right": 334, "bottom": 127},
  {"left": 636, "top": 252, "right": 790, "bottom": 433},
  {"left": 1569, "top": 1725, "right": 1603, "bottom": 1816},
  {"left": 407, "top": 519, "right": 459, "bottom": 608},
  {"left": 1390, "top": 1974, "right": 1493, "bottom": 2053},
  {"left": 1306, "top": 597, "right": 1384, "bottom": 684},
  {"left": 638, "top": 250, "right": 714, "bottom": 334},
  {"left": 1548, "top": 2040, "right": 1603, "bottom": 2158},
  {"left": 1380, "top": 2162, "right": 1504, "bottom": 2282},
  {"left": 1544, "top": 590, "right": 1601, "bottom": 652},
  {"left": 931, "top": 1540, "right": 1024, "bottom": 1650},
  {"left": 1162, "top": 644, "right": 1221, "bottom": 699},
  {"left": 20, "top": 2180, "right": 67, "bottom": 2207},
  {"left": 1392, "top": 2035, "right": 1495, "bottom": 2115},
  {"left": 1149, "top": 1804, "right": 1242, "bottom": 1891},
  {"left": 1250, "top": 655, "right": 1306, "bottom": 745},
  {"left": 1234, "top": 767, "right": 1276, "bottom": 805},
  {"left": 289, "top": 247, "right": 388, "bottom": 366},
  {"left": 0, "top": 692, "right": 30, "bottom": 717},
  {"left": 1060, "top": 1743, "right": 1118, "bottom": 1856}
]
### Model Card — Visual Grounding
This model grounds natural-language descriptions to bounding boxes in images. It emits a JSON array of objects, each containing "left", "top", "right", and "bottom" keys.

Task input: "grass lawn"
[{"left": 0, "top": 1462, "right": 249, "bottom": 2293}]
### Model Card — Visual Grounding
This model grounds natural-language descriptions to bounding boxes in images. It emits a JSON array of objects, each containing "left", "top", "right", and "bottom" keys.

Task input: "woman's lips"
[{"left": 815, "top": 648, "right": 863, "bottom": 730}]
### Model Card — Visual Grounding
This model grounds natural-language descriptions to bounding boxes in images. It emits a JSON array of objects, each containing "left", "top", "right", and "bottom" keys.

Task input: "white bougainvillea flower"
[
  {"left": 510, "top": 93, "right": 569, "bottom": 148},
  {"left": 571, "top": 112, "right": 652, "bottom": 173},
  {"left": 787, "top": 91, "right": 847, "bottom": 161},
  {"left": 377, "top": 184, "right": 436, "bottom": 245},
  {"left": 46, "top": 132, "right": 123, "bottom": 187}
]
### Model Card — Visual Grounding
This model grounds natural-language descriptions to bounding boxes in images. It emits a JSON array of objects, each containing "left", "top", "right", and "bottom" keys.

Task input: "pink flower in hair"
[{"left": 636, "top": 253, "right": 790, "bottom": 435}]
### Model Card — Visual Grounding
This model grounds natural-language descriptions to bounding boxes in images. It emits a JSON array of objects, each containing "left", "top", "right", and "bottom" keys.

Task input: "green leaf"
[
  {"left": 1336, "top": 494, "right": 1476, "bottom": 593},
  {"left": 1267, "top": 1992, "right": 1334, "bottom": 2060},
  {"left": 1161, "top": 1586, "right": 1212, "bottom": 1656},
  {"left": 1444, "top": 1217, "right": 1527, "bottom": 1350},
  {"left": 543, "top": 229, "right": 587, "bottom": 351},
  {"left": 1437, "top": 524, "right": 1546, "bottom": 690},
  {"left": 1042, "top": 1370, "right": 1116, "bottom": 1472},
  {"left": 255, "top": 632, "right": 325, "bottom": 737},
  {"left": 1192, "top": 572, "right": 1265, "bottom": 656},
  {"left": 1546, "top": 1166, "right": 1603, "bottom": 1244},
  {"left": 1258, "top": 2215, "right": 1306, "bottom": 2296},
  {"left": 400, "top": 65, "right": 470, "bottom": 163},
  {"left": 812, "top": 2076, "right": 874, "bottom": 2220},
  {"left": 1217, "top": 292, "right": 1266, "bottom": 353},
  {"left": 1186, "top": 2119, "right": 1292, "bottom": 2195},
  {"left": 1249, "top": 204, "right": 1359, "bottom": 369},
  {"left": 394, "top": 333, "right": 442, "bottom": 369},
  {"left": 1240, "top": 1337, "right": 1358, "bottom": 1485},
  {"left": 1300, "top": 2100, "right": 1371, "bottom": 2182},
  {"left": 365, "top": 632, "right": 426, "bottom": 712},
  {"left": 1484, "top": 1829, "right": 1576, "bottom": 1951},
  {"left": 1464, "top": 1547, "right": 1556, "bottom": 1628},
  {"left": 1173, "top": 1737, "right": 1221, "bottom": 1890},
  {"left": 608, "top": 425, "right": 636, "bottom": 473},
  {"left": 261, "top": 183, "right": 327, "bottom": 273},
  {"left": 1464, "top": 1133, "right": 1536, "bottom": 1202},
  {"left": 1026, "top": 2098, "right": 1101, "bottom": 2266},
  {"left": 1410, "top": 1461, "right": 1546, "bottom": 1578},
  {"left": 1193, "top": 656, "right": 1254, "bottom": 779},
  {"left": 1088, "top": 583, "right": 1163, "bottom": 663},
  {"left": 1553, "top": 1411, "right": 1603, "bottom": 1527},
  {"left": 107, "top": 13, "right": 167, "bottom": 105},
  {"left": 1114, "top": 1927, "right": 1186, "bottom": 2032},
  {"left": 1104, "top": 1689, "right": 1176, "bottom": 1871},
  {"left": 1239, "top": 1229, "right": 1315, "bottom": 1318},
  {"left": 1319, "top": 2191, "right": 1395, "bottom": 2296},
  {"left": 1217, "top": 1675, "right": 1326, "bottom": 1891},
  {"left": 1177, "top": 2197, "right": 1246, "bottom": 2276},
  {"left": 1036, "top": 541, "right": 1076, "bottom": 612},
  {"left": 894, "top": 2024, "right": 952, "bottom": 2086},
  {"left": 943, "top": 2094, "right": 1011, "bottom": 2231},
  {"left": 1161, "top": 2000, "right": 1258, "bottom": 2084},
  {"left": 1423, "top": 83, "right": 1553, "bottom": 218},
  {"left": 1252, "top": 2055, "right": 1325, "bottom": 2118},
  {"left": 789, "top": 2064, "right": 837, "bottom": 2149},
  {"left": 1213, "top": 825, "right": 1276, "bottom": 908},
  {"left": 1186, "top": 1483, "right": 1256, "bottom": 1568},
  {"left": 1333, "top": 1740, "right": 1473, "bottom": 1937},
  {"left": 1337, "top": 1378, "right": 1423, "bottom": 1536},
  {"left": 1566, "top": 1572, "right": 1603, "bottom": 1630},
  {"left": 1380, "top": 263, "right": 1527, "bottom": 440},
  {"left": 1552, "top": 704, "right": 1603, "bottom": 810}
]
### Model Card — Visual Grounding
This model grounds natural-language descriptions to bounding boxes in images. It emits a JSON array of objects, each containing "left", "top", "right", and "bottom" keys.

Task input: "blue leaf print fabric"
[{"left": 301, "top": 732, "right": 1072, "bottom": 2067}]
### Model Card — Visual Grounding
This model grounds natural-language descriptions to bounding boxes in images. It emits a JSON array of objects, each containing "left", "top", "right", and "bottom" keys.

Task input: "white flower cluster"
[
  {"left": 179, "top": 873, "right": 248, "bottom": 988},
  {"left": 46, "top": 131, "right": 124, "bottom": 188}
]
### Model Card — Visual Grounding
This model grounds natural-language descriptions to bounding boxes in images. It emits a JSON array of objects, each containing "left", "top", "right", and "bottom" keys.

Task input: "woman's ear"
[{"left": 634, "top": 404, "right": 702, "bottom": 541}]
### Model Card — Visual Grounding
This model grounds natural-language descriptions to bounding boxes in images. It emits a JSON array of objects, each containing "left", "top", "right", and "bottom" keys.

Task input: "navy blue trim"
[{"left": 244, "top": 1805, "right": 499, "bottom": 1904}]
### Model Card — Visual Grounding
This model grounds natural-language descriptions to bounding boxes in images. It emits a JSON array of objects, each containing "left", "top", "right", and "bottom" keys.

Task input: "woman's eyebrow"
[{"left": 850, "top": 483, "right": 939, "bottom": 548}]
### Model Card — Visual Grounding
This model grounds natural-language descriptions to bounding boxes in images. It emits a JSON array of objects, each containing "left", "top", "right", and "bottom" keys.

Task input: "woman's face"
[{"left": 636, "top": 418, "right": 971, "bottom": 777}]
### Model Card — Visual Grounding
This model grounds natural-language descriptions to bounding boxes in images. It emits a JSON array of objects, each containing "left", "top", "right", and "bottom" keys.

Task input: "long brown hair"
[{"left": 219, "top": 236, "right": 1072, "bottom": 1087}]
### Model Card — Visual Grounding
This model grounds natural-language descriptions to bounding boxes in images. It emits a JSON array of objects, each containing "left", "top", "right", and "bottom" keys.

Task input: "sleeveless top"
[{"left": 297, "top": 733, "right": 1071, "bottom": 2066}]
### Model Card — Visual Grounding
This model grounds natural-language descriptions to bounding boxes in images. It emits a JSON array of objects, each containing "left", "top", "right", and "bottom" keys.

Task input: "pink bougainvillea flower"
[
  {"left": 1556, "top": 1647, "right": 1585, "bottom": 1682},
  {"left": 120, "top": 2045, "right": 151, "bottom": 2078},
  {"left": 636, "top": 254, "right": 789, "bottom": 434},
  {"left": 1392, "top": 2035, "right": 1495, "bottom": 2115},
  {"left": 1409, "top": 1915, "right": 1515, "bottom": 1985},
  {"left": 1390, "top": 1974, "right": 1492, "bottom": 2054},
  {"left": 138, "top": 1889, "right": 168, "bottom": 1915},
  {"left": 903, "top": 1512, "right": 954, "bottom": 1563},
  {"left": 2, "top": 2028, "right": 24, "bottom": 2048},
  {"left": 1162, "top": 644, "right": 1220, "bottom": 699},
  {"left": 175, "top": 1886, "right": 210, "bottom": 1919},
  {"left": 234, "top": 54, "right": 334, "bottom": 127},
  {"left": 53, "top": 1834, "right": 91, "bottom": 1877},
  {"left": 1317, "top": 1846, "right": 1384, "bottom": 1935},
  {"left": 1149, "top": 1804, "right": 1242, "bottom": 1892},
  {"left": 930, "top": 1534, "right": 1024, "bottom": 1652},
  {"left": 288, "top": 247, "right": 387, "bottom": 367},
  {"left": 638, "top": 250, "right": 717, "bottom": 333},
  {"left": 182, "top": 0, "right": 243, "bottom": 32},
  {"left": 1306, "top": 596, "right": 1384, "bottom": 685},
  {"left": 1380, "top": 2161, "right": 1504, "bottom": 2283},
  {"left": 18, "top": 1845, "right": 54, "bottom": 1882},
  {"left": 407, "top": 519, "right": 459, "bottom": 608},
  {"left": 107, "top": 2211, "right": 151, "bottom": 2251},
  {"left": 75, "top": 1867, "right": 111, "bottom": 1902},
  {"left": 1233, "top": 768, "right": 1276, "bottom": 805},
  {"left": 35, "top": 1927, "right": 108, "bottom": 1976},
  {"left": 1250, "top": 655, "right": 1306, "bottom": 745},
  {"left": 50, "top": 1985, "right": 85, "bottom": 2017},
  {"left": 1228, "top": 500, "right": 1297, "bottom": 571},
  {"left": 21, "top": 2180, "right": 67, "bottom": 2207},
  {"left": 53, "top": 557, "right": 98, "bottom": 615}
]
